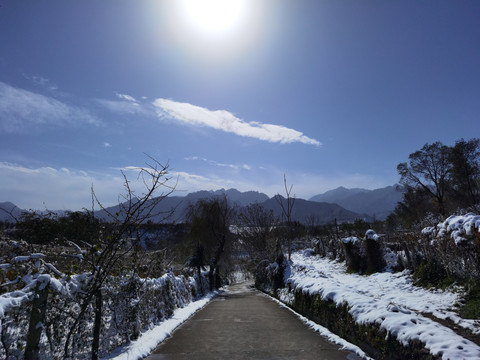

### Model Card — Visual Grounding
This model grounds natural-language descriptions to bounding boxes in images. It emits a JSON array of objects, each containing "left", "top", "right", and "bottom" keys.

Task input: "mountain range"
[
  {"left": 1, "top": 186, "right": 404, "bottom": 224},
  {"left": 309, "top": 185, "right": 404, "bottom": 220}
]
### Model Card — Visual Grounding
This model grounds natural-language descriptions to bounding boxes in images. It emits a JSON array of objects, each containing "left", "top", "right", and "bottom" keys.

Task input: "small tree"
[
  {"left": 184, "top": 195, "right": 236, "bottom": 291},
  {"left": 238, "top": 203, "right": 278, "bottom": 272},
  {"left": 274, "top": 174, "right": 296, "bottom": 260}
]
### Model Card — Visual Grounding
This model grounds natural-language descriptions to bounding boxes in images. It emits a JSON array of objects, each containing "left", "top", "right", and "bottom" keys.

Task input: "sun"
[
  {"left": 158, "top": 0, "right": 269, "bottom": 65},
  {"left": 179, "top": 0, "right": 248, "bottom": 38}
]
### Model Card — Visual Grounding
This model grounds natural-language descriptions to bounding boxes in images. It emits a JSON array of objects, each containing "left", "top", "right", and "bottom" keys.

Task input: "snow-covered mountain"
[{"left": 309, "top": 185, "right": 404, "bottom": 220}]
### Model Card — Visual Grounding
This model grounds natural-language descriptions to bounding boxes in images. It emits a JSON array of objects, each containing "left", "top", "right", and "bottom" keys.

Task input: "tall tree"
[
  {"left": 449, "top": 138, "right": 480, "bottom": 210},
  {"left": 397, "top": 142, "right": 451, "bottom": 216}
]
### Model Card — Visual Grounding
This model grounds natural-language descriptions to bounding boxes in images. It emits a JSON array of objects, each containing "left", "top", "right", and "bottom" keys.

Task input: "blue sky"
[{"left": 1, "top": 0, "right": 479, "bottom": 210}]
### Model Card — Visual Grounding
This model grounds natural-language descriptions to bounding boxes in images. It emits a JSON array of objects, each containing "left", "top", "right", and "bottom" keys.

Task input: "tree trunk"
[
  {"left": 91, "top": 288, "right": 102, "bottom": 360},
  {"left": 25, "top": 280, "right": 50, "bottom": 360},
  {"left": 208, "top": 268, "right": 215, "bottom": 291}
]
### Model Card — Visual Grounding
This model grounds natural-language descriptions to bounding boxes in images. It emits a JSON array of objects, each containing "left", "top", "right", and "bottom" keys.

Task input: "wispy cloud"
[
  {"left": 97, "top": 92, "right": 155, "bottom": 117},
  {"left": 0, "top": 162, "right": 125, "bottom": 210},
  {"left": 29, "top": 75, "right": 58, "bottom": 91},
  {"left": 153, "top": 98, "right": 321, "bottom": 146},
  {"left": 96, "top": 99, "right": 145, "bottom": 115},
  {"left": 114, "top": 91, "right": 137, "bottom": 102},
  {"left": 0, "top": 162, "right": 179, "bottom": 211},
  {"left": 0, "top": 82, "right": 99, "bottom": 133},
  {"left": 185, "top": 156, "right": 252, "bottom": 171},
  {"left": 173, "top": 171, "right": 234, "bottom": 194}
]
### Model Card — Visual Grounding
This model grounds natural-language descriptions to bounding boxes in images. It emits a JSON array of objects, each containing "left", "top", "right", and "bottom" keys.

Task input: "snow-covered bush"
[
  {"left": 364, "top": 229, "right": 386, "bottom": 273},
  {"left": 419, "top": 213, "right": 480, "bottom": 282},
  {"left": 341, "top": 230, "right": 386, "bottom": 274},
  {"left": 422, "top": 213, "right": 480, "bottom": 246},
  {"left": 341, "top": 236, "right": 365, "bottom": 273},
  {"left": 0, "top": 244, "right": 209, "bottom": 360},
  {"left": 255, "top": 251, "right": 290, "bottom": 295}
]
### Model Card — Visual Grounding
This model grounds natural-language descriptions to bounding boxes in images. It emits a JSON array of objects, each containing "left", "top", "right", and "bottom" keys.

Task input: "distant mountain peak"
[{"left": 309, "top": 185, "right": 404, "bottom": 220}]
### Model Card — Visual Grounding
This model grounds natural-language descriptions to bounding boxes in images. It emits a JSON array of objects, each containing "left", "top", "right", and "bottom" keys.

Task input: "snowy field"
[{"left": 280, "top": 251, "right": 480, "bottom": 360}]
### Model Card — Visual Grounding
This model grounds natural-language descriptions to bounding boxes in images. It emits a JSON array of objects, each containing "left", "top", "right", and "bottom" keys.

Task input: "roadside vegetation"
[{"left": 1, "top": 138, "right": 479, "bottom": 359}]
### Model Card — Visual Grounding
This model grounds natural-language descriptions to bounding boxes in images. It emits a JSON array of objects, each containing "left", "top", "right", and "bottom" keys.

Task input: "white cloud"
[
  {"left": 0, "top": 82, "right": 99, "bottom": 133},
  {"left": 114, "top": 92, "right": 137, "bottom": 102},
  {"left": 103, "top": 142, "right": 111, "bottom": 148},
  {"left": 153, "top": 98, "right": 321, "bottom": 146}
]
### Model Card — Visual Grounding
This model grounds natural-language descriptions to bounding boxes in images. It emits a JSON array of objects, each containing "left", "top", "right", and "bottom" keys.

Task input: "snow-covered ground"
[{"left": 280, "top": 250, "right": 480, "bottom": 360}]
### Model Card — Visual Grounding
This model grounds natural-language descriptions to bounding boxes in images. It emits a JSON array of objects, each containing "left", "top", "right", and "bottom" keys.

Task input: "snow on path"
[
  {"left": 284, "top": 251, "right": 480, "bottom": 360},
  {"left": 102, "top": 293, "right": 216, "bottom": 360}
]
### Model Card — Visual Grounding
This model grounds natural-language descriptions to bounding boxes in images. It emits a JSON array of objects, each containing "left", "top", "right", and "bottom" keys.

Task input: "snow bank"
[{"left": 285, "top": 251, "right": 480, "bottom": 359}]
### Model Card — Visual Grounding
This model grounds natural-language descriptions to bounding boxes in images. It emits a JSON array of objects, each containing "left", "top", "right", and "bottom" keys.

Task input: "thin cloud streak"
[
  {"left": 184, "top": 156, "right": 252, "bottom": 171},
  {"left": 0, "top": 82, "right": 99, "bottom": 133},
  {"left": 153, "top": 98, "right": 321, "bottom": 146}
]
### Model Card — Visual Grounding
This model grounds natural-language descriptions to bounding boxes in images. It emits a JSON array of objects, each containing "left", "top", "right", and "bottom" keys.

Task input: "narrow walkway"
[{"left": 145, "top": 282, "right": 361, "bottom": 360}]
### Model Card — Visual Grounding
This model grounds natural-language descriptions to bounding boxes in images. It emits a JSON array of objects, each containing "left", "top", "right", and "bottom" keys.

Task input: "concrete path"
[{"left": 145, "top": 282, "right": 362, "bottom": 360}]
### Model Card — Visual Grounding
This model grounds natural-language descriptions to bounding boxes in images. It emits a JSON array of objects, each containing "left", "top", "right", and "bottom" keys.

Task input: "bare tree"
[
  {"left": 63, "top": 156, "right": 176, "bottom": 360},
  {"left": 274, "top": 174, "right": 296, "bottom": 260},
  {"left": 238, "top": 203, "right": 278, "bottom": 269}
]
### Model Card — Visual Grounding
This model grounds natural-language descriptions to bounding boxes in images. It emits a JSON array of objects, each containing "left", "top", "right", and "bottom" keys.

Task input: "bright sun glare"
[{"left": 180, "top": 0, "right": 248, "bottom": 37}]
